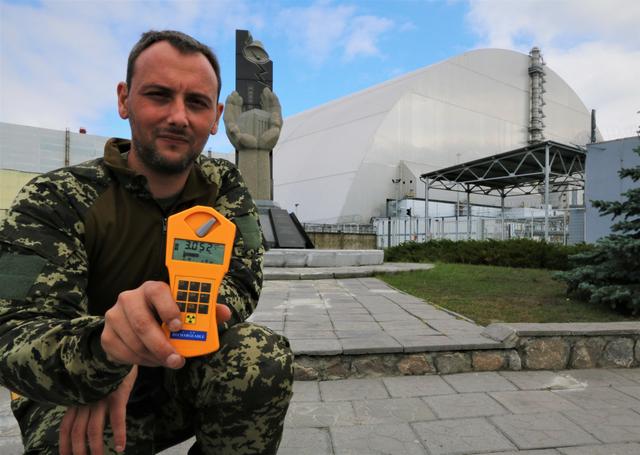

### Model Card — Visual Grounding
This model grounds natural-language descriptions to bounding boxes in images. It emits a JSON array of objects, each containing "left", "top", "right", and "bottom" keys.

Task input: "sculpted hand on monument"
[
  {"left": 224, "top": 88, "right": 282, "bottom": 150},
  {"left": 224, "top": 91, "right": 258, "bottom": 149},
  {"left": 257, "top": 88, "right": 283, "bottom": 150}
]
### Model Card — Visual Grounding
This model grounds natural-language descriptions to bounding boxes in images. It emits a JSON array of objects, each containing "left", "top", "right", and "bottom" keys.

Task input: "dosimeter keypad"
[
  {"left": 163, "top": 206, "right": 236, "bottom": 357},
  {"left": 175, "top": 278, "right": 211, "bottom": 319}
]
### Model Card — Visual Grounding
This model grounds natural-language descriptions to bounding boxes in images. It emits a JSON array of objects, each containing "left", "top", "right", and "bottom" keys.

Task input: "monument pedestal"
[
  {"left": 264, "top": 248, "right": 383, "bottom": 268},
  {"left": 256, "top": 200, "right": 314, "bottom": 249}
]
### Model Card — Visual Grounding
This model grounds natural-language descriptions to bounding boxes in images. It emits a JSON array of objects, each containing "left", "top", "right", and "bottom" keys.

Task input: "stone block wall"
[
  {"left": 293, "top": 350, "right": 523, "bottom": 381},
  {"left": 519, "top": 335, "right": 638, "bottom": 370},
  {"left": 293, "top": 322, "right": 640, "bottom": 380},
  {"left": 307, "top": 232, "right": 376, "bottom": 250}
]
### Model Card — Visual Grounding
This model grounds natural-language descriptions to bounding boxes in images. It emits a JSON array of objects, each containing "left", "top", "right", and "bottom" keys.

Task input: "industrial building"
[
  {"left": 585, "top": 135, "right": 640, "bottom": 243},
  {"left": 273, "top": 47, "right": 599, "bottom": 241}
]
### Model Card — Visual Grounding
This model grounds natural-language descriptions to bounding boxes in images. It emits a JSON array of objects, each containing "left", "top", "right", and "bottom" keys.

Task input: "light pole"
[
  {"left": 455, "top": 153, "right": 461, "bottom": 241},
  {"left": 391, "top": 178, "right": 400, "bottom": 246}
]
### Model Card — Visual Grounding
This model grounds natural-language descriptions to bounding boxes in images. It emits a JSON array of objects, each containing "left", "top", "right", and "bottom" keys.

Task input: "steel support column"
[
  {"left": 501, "top": 192, "right": 505, "bottom": 240},
  {"left": 466, "top": 189, "right": 471, "bottom": 239},
  {"left": 544, "top": 143, "right": 550, "bottom": 241},
  {"left": 455, "top": 191, "right": 460, "bottom": 241},
  {"left": 424, "top": 177, "right": 430, "bottom": 240}
]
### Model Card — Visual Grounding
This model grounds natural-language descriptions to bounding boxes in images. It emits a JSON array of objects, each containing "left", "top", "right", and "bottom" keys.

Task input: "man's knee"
[{"left": 190, "top": 322, "right": 294, "bottom": 409}]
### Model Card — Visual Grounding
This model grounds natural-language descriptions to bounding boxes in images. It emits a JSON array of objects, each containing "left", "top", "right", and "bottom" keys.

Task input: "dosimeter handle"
[{"left": 162, "top": 205, "right": 236, "bottom": 357}]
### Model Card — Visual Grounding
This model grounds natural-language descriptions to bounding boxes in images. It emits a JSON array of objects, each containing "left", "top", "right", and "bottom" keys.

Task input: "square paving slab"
[
  {"left": 489, "top": 390, "right": 581, "bottom": 414},
  {"left": 330, "top": 423, "right": 428, "bottom": 455},
  {"left": 292, "top": 381, "right": 321, "bottom": 402},
  {"left": 422, "top": 392, "right": 509, "bottom": 419},
  {"left": 278, "top": 427, "right": 332, "bottom": 455},
  {"left": 442, "top": 372, "right": 519, "bottom": 393},
  {"left": 562, "top": 408, "right": 640, "bottom": 443},
  {"left": 553, "top": 387, "right": 640, "bottom": 410},
  {"left": 284, "top": 401, "right": 357, "bottom": 428},
  {"left": 499, "top": 370, "right": 569, "bottom": 390},
  {"left": 558, "top": 442, "right": 640, "bottom": 454},
  {"left": 490, "top": 412, "right": 599, "bottom": 450},
  {"left": 412, "top": 417, "right": 515, "bottom": 455},
  {"left": 320, "top": 378, "right": 390, "bottom": 401},
  {"left": 351, "top": 397, "right": 437, "bottom": 425},
  {"left": 382, "top": 375, "right": 456, "bottom": 398}
]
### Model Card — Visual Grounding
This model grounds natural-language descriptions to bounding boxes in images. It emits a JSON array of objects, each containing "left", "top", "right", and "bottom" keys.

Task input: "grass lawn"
[{"left": 378, "top": 263, "right": 639, "bottom": 326}]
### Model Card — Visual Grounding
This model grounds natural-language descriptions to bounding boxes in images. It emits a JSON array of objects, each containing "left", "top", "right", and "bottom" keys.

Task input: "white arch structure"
[{"left": 273, "top": 48, "right": 597, "bottom": 224}]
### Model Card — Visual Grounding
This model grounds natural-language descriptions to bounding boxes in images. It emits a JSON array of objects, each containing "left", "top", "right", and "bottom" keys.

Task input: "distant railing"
[
  {"left": 303, "top": 223, "right": 376, "bottom": 234},
  {"left": 373, "top": 214, "right": 578, "bottom": 248}
]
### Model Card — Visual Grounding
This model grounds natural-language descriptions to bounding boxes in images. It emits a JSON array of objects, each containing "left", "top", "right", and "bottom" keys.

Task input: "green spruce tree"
[{"left": 556, "top": 143, "right": 640, "bottom": 314}]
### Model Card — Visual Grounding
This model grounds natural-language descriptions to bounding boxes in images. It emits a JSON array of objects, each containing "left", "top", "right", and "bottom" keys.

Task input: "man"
[{"left": 0, "top": 30, "right": 293, "bottom": 454}]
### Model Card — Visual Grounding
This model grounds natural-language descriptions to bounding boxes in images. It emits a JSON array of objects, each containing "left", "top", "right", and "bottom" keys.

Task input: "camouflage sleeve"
[
  {"left": 0, "top": 174, "right": 131, "bottom": 406},
  {"left": 211, "top": 162, "right": 265, "bottom": 326}
]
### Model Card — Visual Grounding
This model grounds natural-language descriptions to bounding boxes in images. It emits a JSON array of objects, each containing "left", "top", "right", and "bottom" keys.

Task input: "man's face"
[{"left": 117, "top": 41, "right": 223, "bottom": 175}]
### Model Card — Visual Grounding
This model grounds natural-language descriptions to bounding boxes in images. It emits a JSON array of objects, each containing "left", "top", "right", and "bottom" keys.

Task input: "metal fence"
[
  {"left": 373, "top": 215, "right": 573, "bottom": 248},
  {"left": 303, "top": 223, "right": 376, "bottom": 234}
]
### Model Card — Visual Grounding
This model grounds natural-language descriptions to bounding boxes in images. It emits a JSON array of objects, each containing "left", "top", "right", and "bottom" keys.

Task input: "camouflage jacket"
[{"left": 0, "top": 138, "right": 264, "bottom": 406}]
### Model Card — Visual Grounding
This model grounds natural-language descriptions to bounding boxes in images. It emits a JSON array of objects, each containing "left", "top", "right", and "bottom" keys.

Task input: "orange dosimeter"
[{"left": 163, "top": 205, "right": 236, "bottom": 357}]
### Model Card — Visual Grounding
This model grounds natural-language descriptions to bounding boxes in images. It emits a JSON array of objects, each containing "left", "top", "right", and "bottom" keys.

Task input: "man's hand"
[
  {"left": 101, "top": 281, "right": 185, "bottom": 368},
  {"left": 100, "top": 281, "right": 232, "bottom": 369},
  {"left": 59, "top": 366, "right": 138, "bottom": 455}
]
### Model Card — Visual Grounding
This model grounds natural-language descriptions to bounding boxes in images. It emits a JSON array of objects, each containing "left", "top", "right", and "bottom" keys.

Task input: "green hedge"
[{"left": 384, "top": 239, "right": 594, "bottom": 270}]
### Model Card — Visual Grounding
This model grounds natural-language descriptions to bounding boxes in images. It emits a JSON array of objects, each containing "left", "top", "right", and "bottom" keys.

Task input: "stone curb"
[
  {"left": 294, "top": 322, "right": 640, "bottom": 380},
  {"left": 480, "top": 323, "right": 640, "bottom": 371},
  {"left": 483, "top": 322, "right": 640, "bottom": 338},
  {"left": 264, "top": 249, "right": 384, "bottom": 267},
  {"left": 264, "top": 263, "right": 434, "bottom": 280}
]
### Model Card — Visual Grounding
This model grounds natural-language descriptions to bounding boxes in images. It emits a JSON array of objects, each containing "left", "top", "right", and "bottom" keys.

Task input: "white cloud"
[
  {"left": 0, "top": 0, "right": 262, "bottom": 140},
  {"left": 467, "top": 0, "right": 640, "bottom": 140},
  {"left": 545, "top": 42, "right": 640, "bottom": 140},
  {"left": 344, "top": 15, "right": 393, "bottom": 60},
  {"left": 276, "top": 1, "right": 395, "bottom": 65},
  {"left": 0, "top": 2, "right": 126, "bottom": 131}
]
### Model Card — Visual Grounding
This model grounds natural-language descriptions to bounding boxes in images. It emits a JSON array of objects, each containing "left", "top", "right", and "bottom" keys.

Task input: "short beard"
[{"left": 133, "top": 136, "right": 198, "bottom": 175}]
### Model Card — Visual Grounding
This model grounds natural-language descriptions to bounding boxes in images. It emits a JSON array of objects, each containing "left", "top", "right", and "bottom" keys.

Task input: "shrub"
[{"left": 384, "top": 238, "right": 593, "bottom": 270}]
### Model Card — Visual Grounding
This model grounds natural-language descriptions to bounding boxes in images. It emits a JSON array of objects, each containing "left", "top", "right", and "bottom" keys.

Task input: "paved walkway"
[
  {"left": 251, "top": 276, "right": 498, "bottom": 356},
  {"left": 2, "top": 275, "right": 640, "bottom": 454}
]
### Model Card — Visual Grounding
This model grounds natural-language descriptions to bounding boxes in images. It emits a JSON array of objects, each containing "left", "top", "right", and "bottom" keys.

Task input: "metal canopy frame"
[{"left": 419, "top": 141, "right": 586, "bottom": 241}]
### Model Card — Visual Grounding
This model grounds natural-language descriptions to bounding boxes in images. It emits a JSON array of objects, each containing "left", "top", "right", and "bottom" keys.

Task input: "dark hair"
[{"left": 126, "top": 30, "right": 222, "bottom": 101}]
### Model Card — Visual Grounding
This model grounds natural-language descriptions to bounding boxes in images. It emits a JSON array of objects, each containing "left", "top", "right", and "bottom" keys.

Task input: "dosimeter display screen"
[{"left": 172, "top": 238, "right": 225, "bottom": 264}]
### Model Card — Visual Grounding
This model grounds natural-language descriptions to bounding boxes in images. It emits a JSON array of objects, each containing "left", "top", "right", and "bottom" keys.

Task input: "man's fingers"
[
  {"left": 120, "top": 283, "right": 185, "bottom": 368},
  {"left": 71, "top": 406, "right": 91, "bottom": 455},
  {"left": 59, "top": 407, "right": 77, "bottom": 455},
  {"left": 87, "top": 402, "right": 107, "bottom": 455},
  {"left": 108, "top": 366, "right": 137, "bottom": 453},
  {"left": 108, "top": 398, "right": 127, "bottom": 453},
  {"left": 216, "top": 304, "right": 232, "bottom": 324},
  {"left": 101, "top": 319, "right": 160, "bottom": 367},
  {"left": 139, "top": 282, "right": 181, "bottom": 327}
]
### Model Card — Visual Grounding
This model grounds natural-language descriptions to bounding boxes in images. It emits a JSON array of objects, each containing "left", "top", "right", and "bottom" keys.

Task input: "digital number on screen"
[{"left": 172, "top": 239, "right": 225, "bottom": 264}]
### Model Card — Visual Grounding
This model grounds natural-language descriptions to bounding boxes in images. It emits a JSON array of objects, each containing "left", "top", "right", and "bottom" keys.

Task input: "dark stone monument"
[
  {"left": 268, "top": 207, "right": 307, "bottom": 249},
  {"left": 235, "top": 30, "right": 273, "bottom": 111},
  {"left": 224, "top": 30, "right": 313, "bottom": 249}
]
